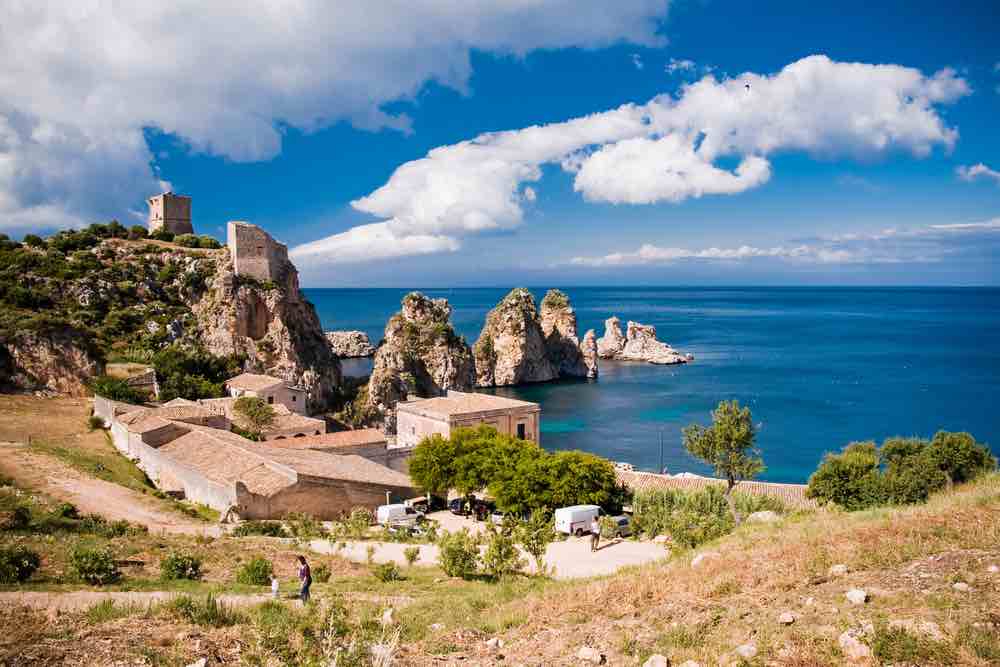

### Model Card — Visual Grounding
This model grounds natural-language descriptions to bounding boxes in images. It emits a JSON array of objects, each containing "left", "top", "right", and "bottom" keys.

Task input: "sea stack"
[
  {"left": 597, "top": 316, "right": 692, "bottom": 365},
  {"left": 474, "top": 288, "right": 558, "bottom": 387}
]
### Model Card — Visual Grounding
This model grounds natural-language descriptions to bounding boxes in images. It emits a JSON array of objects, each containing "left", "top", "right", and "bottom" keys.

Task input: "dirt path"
[{"left": 0, "top": 441, "right": 218, "bottom": 536}]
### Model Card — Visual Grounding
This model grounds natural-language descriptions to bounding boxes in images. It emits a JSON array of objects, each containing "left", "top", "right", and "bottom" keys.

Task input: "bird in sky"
[{"left": 745, "top": 81, "right": 751, "bottom": 93}]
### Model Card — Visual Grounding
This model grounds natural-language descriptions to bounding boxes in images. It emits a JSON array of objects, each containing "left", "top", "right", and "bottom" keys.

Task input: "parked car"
[
  {"left": 376, "top": 503, "right": 423, "bottom": 527},
  {"left": 554, "top": 505, "right": 604, "bottom": 536},
  {"left": 448, "top": 497, "right": 470, "bottom": 516},
  {"left": 406, "top": 495, "right": 447, "bottom": 513},
  {"left": 472, "top": 499, "right": 496, "bottom": 522},
  {"left": 608, "top": 515, "right": 632, "bottom": 538}
]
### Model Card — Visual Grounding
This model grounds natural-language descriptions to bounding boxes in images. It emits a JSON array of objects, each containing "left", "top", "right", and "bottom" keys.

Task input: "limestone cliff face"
[
  {"left": 474, "top": 288, "right": 558, "bottom": 387},
  {"left": 597, "top": 316, "right": 626, "bottom": 359},
  {"left": 539, "top": 289, "right": 596, "bottom": 379},
  {"left": 597, "top": 316, "right": 692, "bottom": 365},
  {"left": 0, "top": 328, "right": 103, "bottom": 396},
  {"left": 580, "top": 329, "right": 599, "bottom": 379},
  {"left": 366, "top": 293, "right": 475, "bottom": 432},
  {"left": 325, "top": 331, "right": 375, "bottom": 358},
  {"left": 190, "top": 251, "right": 341, "bottom": 413}
]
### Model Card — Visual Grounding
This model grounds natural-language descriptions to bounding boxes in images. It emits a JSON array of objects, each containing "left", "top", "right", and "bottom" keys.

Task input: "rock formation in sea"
[
  {"left": 580, "top": 329, "right": 599, "bottom": 379},
  {"left": 597, "top": 316, "right": 692, "bottom": 365},
  {"left": 325, "top": 330, "right": 376, "bottom": 358},
  {"left": 539, "top": 289, "right": 598, "bottom": 380},
  {"left": 473, "top": 288, "right": 558, "bottom": 387},
  {"left": 366, "top": 292, "right": 475, "bottom": 432}
]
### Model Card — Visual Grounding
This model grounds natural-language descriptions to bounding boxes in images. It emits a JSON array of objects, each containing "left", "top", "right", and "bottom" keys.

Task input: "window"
[
  {"left": 517, "top": 423, "right": 526, "bottom": 440},
  {"left": 291, "top": 395, "right": 296, "bottom": 402},
  {"left": 267, "top": 396, "right": 274, "bottom": 404}
]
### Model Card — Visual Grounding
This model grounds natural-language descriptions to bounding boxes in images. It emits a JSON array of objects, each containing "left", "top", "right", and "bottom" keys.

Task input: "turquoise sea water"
[{"left": 305, "top": 287, "right": 1000, "bottom": 483}]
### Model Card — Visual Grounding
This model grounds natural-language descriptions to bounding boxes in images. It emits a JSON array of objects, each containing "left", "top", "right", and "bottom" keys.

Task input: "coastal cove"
[{"left": 308, "top": 286, "right": 1000, "bottom": 484}]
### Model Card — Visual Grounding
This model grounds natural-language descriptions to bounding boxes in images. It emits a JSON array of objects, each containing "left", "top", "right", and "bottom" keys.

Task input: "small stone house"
[
  {"left": 395, "top": 390, "right": 541, "bottom": 449},
  {"left": 225, "top": 373, "right": 308, "bottom": 415}
]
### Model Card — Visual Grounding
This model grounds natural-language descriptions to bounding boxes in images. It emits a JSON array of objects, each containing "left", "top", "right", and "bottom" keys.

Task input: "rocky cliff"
[
  {"left": 580, "top": 329, "right": 599, "bottom": 380},
  {"left": 366, "top": 292, "right": 475, "bottom": 431},
  {"left": 473, "top": 288, "right": 558, "bottom": 387},
  {"left": 325, "top": 330, "right": 375, "bottom": 357},
  {"left": 540, "top": 289, "right": 598, "bottom": 380},
  {"left": 597, "top": 316, "right": 692, "bottom": 365},
  {"left": 0, "top": 328, "right": 103, "bottom": 396}
]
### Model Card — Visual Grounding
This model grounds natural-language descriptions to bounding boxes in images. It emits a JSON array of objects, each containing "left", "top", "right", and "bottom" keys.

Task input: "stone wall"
[
  {"left": 131, "top": 437, "right": 237, "bottom": 511},
  {"left": 148, "top": 193, "right": 193, "bottom": 235},
  {"left": 396, "top": 404, "right": 540, "bottom": 448},
  {"left": 236, "top": 475, "right": 413, "bottom": 520},
  {"left": 93, "top": 396, "right": 141, "bottom": 428},
  {"left": 227, "top": 221, "right": 289, "bottom": 284},
  {"left": 395, "top": 409, "right": 452, "bottom": 449}
]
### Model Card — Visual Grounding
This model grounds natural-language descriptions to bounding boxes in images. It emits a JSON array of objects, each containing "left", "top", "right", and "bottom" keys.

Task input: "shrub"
[
  {"left": 517, "top": 510, "right": 555, "bottom": 573},
  {"left": 481, "top": 524, "right": 525, "bottom": 579},
  {"left": 160, "top": 552, "right": 202, "bottom": 580},
  {"left": 128, "top": 225, "right": 148, "bottom": 240},
  {"left": 437, "top": 529, "right": 480, "bottom": 579},
  {"left": 233, "top": 396, "right": 276, "bottom": 437},
  {"left": 372, "top": 561, "right": 401, "bottom": 582},
  {"left": 4, "top": 506, "right": 31, "bottom": 530},
  {"left": 53, "top": 502, "right": 79, "bottom": 519},
  {"left": 236, "top": 556, "right": 273, "bottom": 585},
  {"left": 869, "top": 623, "right": 956, "bottom": 664},
  {"left": 926, "top": 430, "right": 996, "bottom": 484},
  {"left": 150, "top": 229, "right": 175, "bottom": 242},
  {"left": 22, "top": 233, "right": 45, "bottom": 248},
  {"left": 71, "top": 546, "right": 120, "bottom": 585},
  {"left": 87, "top": 415, "right": 105, "bottom": 431},
  {"left": 312, "top": 562, "right": 332, "bottom": 583},
  {"left": 806, "top": 442, "right": 885, "bottom": 510},
  {"left": 345, "top": 507, "right": 372, "bottom": 539},
  {"left": 0, "top": 546, "right": 41, "bottom": 583},
  {"left": 284, "top": 512, "right": 327, "bottom": 539},
  {"left": 167, "top": 594, "right": 242, "bottom": 627},
  {"left": 174, "top": 233, "right": 200, "bottom": 248},
  {"left": 232, "top": 520, "right": 287, "bottom": 538},
  {"left": 89, "top": 375, "right": 144, "bottom": 403},
  {"left": 198, "top": 235, "right": 222, "bottom": 249},
  {"left": 403, "top": 546, "right": 420, "bottom": 567}
]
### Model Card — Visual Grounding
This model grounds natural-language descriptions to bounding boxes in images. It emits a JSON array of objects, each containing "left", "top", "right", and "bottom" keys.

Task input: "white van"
[
  {"left": 376, "top": 503, "right": 423, "bottom": 527},
  {"left": 554, "top": 505, "right": 602, "bottom": 536}
]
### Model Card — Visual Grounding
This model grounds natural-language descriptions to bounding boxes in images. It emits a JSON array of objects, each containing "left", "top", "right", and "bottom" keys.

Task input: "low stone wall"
[{"left": 237, "top": 475, "right": 412, "bottom": 520}]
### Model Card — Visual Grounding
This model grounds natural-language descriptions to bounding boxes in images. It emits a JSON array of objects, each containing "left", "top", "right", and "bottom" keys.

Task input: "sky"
[{"left": 1, "top": 1, "right": 998, "bottom": 286}]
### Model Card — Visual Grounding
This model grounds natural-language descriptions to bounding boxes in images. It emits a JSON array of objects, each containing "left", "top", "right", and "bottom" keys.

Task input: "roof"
[
  {"left": 617, "top": 471, "right": 817, "bottom": 510},
  {"left": 397, "top": 391, "right": 539, "bottom": 419},
  {"left": 225, "top": 373, "right": 285, "bottom": 392},
  {"left": 118, "top": 404, "right": 222, "bottom": 428},
  {"left": 267, "top": 429, "right": 386, "bottom": 450},
  {"left": 198, "top": 397, "right": 323, "bottom": 434},
  {"left": 124, "top": 415, "right": 176, "bottom": 435}
]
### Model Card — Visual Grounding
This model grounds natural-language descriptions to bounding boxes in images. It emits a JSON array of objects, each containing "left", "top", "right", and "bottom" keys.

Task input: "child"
[{"left": 271, "top": 576, "right": 280, "bottom": 599}]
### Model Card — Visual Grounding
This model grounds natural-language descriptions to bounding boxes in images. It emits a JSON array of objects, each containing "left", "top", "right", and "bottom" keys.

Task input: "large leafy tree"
[
  {"left": 234, "top": 396, "right": 276, "bottom": 438},
  {"left": 407, "top": 433, "right": 460, "bottom": 497},
  {"left": 682, "top": 399, "right": 764, "bottom": 524}
]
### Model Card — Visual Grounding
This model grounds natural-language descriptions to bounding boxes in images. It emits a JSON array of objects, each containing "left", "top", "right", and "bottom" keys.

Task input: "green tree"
[
  {"left": 408, "top": 433, "right": 460, "bottom": 497},
  {"left": 517, "top": 510, "right": 555, "bottom": 575},
  {"left": 481, "top": 520, "right": 525, "bottom": 580},
  {"left": 806, "top": 441, "right": 885, "bottom": 510},
  {"left": 89, "top": 375, "right": 144, "bottom": 404},
  {"left": 234, "top": 396, "right": 276, "bottom": 436},
  {"left": 682, "top": 400, "right": 764, "bottom": 524},
  {"left": 926, "top": 430, "right": 996, "bottom": 485}
]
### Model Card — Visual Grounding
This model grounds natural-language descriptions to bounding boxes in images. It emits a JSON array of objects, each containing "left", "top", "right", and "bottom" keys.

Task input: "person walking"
[
  {"left": 590, "top": 516, "right": 601, "bottom": 552},
  {"left": 296, "top": 555, "right": 312, "bottom": 604}
]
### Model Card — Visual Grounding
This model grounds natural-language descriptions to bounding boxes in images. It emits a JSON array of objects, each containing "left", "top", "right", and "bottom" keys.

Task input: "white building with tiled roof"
[
  {"left": 395, "top": 390, "right": 541, "bottom": 449},
  {"left": 225, "top": 372, "right": 309, "bottom": 415}
]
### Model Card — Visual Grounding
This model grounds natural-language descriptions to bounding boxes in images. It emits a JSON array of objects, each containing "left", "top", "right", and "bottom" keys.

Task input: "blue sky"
[{"left": 2, "top": 1, "right": 998, "bottom": 285}]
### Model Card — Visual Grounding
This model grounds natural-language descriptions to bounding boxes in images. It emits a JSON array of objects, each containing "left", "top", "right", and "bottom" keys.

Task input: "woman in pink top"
[{"left": 296, "top": 555, "right": 312, "bottom": 604}]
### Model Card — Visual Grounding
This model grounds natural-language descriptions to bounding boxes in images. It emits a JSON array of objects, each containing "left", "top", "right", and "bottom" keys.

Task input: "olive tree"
[
  {"left": 233, "top": 396, "right": 275, "bottom": 437},
  {"left": 682, "top": 399, "right": 764, "bottom": 524}
]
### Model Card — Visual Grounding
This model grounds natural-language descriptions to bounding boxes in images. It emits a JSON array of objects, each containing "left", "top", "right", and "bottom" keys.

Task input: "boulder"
[
  {"left": 691, "top": 551, "right": 719, "bottom": 568},
  {"left": 734, "top": 643, "right": 757, "bottom": 659},
  {"left": 579, "top": 329, "right": 599, "bottom": 379},
  {"left": 952, "top": 581, "right": 971, "bottom": 592},
  {"left": 746, "top": 510, "right": 781, "bottom": 524},
  {"left": 596, "top": 316, "right": 626, "bottom": 359},
  {"left": 576, "top": 646, "right": 605, "bottom": 664},
  {"left": 474, "top": 288, "right": 557, "bottom": 387},
  {"left": 778, "top": 611, "right": 796, "bottom": 625},
  {"left": 539, "top": 289, "right": 593, "bottom": 379},
  {"left": 380, "top": 607, "right": 395, "bottom": 626},
  {"left": 325, "top": 330, "right": 375, "bottom": 357},
  {"left": 838, "top": 631, "right": 871, "bottom": 661},
  {"left": 486, "top": 637, "right": 504, "bottom": 650},
  {"left": 642, "top": 655, "right": 669, "bottom": 667},
  {"left": 845, "top": 588, "right": 868, "bottom": 605},
  {"left": 366, "top": 292, "right": 475, "bottom": 432},
  {"left": 828, "top": 564, "right": 849, "bottom": 577}
]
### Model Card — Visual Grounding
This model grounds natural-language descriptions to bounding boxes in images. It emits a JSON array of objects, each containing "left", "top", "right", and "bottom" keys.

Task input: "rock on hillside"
[
  {"left": 190, "top": 248, "right": 341, "bottom": 413},
  {"left": 598, "top": 316, "right": 692, "bottom": 365},
  {"left": 325, "top": 330, "right": 375, "bottom": 357},
  {"left": 0, "top": 328, "right": 103, "bottom": 396},
  {"left": 540, "top": 289, "right": 597, "bottom": 380},
  {"left": 474, "top": 288, "right": 558, "bottom": 387},
  {"left": 366, "top": 292, "right": 475, "bottom": 432}
]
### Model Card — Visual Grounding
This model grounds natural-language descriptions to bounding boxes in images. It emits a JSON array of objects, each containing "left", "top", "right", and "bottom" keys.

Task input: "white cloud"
[
  {"left": 296, "top": 55, "right": 968, "bottom": 264},
  {"left": 956, "top": 163, "right": 1000, "bottom": 186},
  {"left": 568, "top": 218, "right": 1000, "bottom": 267},
  {"left": 0, "top": 1, "right": 668, "bottom": 232},
  {"left": 631, "top": 53, "right": 645, "bottom": 70},
  {"left": 665, "top": 58, "right": 696, "bottom": 74},
  {"left": 289, "top": 222, "right": 460, "bottom": 265}
]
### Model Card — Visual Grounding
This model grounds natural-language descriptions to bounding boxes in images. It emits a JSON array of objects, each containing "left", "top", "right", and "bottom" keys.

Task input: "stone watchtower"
[
  {"left": 227, "top": 221, "right": 291, "bottom": 284},
  {"left": 148, "top": 192, "right": 193, "bottom": 235}
]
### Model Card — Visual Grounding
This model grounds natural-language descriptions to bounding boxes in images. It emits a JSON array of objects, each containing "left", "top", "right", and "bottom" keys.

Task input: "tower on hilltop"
[{"left": 148, "top": 192, "right": 193, "bottom": 235}]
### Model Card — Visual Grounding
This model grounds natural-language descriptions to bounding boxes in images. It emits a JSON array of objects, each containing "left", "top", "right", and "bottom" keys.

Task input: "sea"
[{"left": 303, "top": 287, "right": 1000, "bottom": 484}]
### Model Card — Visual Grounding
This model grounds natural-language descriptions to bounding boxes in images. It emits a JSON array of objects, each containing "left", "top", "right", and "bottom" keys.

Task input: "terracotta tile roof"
[
  {"left": 617, "top": 470, "right": 817, "bottom": 509},
  {"left": 270, "top": 429, "right": 387, "bottom": 450},
  {"left": 162, "top": 398, "right": 198, "bottom": 407},
  {"left": 125, "top": 415, "right": 175, "bottom": 435},
  {"left": 225, "top": 373, "right": 285, "bottom": 391},
  {"left": 397, "top": 391, "right": 538, "bottom": 419},
  {"left": 198, "top": 397, "right": 323, "bottom": 434}
]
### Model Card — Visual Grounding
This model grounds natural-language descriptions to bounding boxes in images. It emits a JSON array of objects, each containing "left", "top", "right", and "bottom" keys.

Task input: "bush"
[
  {"left": 150, "top": 229, "right": 175, "bottom": 242},
  {"left": 232, "top": 520, "right": 287, "bottom": 538},
  {"left": 198, "top": 235, "right": 222, "bottom": 249},
  {"left": 71, "top": 546, "right": 120, "bottom": 585},
  {"left": 89, "top": 375, "right": 144, "bottom": 404},
  {"left": 437, "top": 529, "right": 480, "bottom": 579},
  {"left": 174, "top": 234, "right": 200, "bottom": 248},
  {"left": 22, "top": 234, "right": 45, "bottom": 248},
  {"left": 2, "top": 505, "right": 31, "bottom": 531},
  {"left": 284, "top": 512, "right": 327, "bottom": 539},
  {"left": 481, "top": 524, "right": 525, "bottom": 579},
  {"left": 0, "top": 546, "right": 41, "bottom": 583},
  {"left": 167, "top": 594, "right": 242, "bottom": 627},
  {"left": 517, "top": 510, "right": 555, "bottom": 573},
  {"left": 345, "top": 507, "right": 372, "bottom": 539},
  {"left": 233, "top": 396, "right": 276, "bottom": 437},
  {"left": 312, "top": 562, "right": 332, "bottom": 583},
  {"left": 806, "top": 442, "right": 885, "bottom": 510},
  {"left": 403, "top": 546, "right": 420, "bottom": 566},
  {"left": 87, "top": 415, "right": 105, "bottom": 431},
  {"left": 372, "top": 561, "right": 401, "bottom": 582},
  {"left": 236, "top": 556, "right": 273, "bottom": 585},
  {"left": 53, "top": 502, "right": 79, "bottom": 519},
  {"left": 160, "top": 552, "right": 202, "bottom": 580},
  {"left": 128, "top": 225, "right": 148, "bottom": 240}
]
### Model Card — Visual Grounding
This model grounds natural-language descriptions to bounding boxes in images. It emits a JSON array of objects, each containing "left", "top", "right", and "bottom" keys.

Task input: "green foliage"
[
  {"left": 22, "top": 233, "right": 45, "bottom": 247},
  {"left": 868, "top": 623, "right": 956, "bottom": 664},
  {"left": 540, "top": 288, "right": 570, "bottom": 309},
  {"left": 683, "top": 400, "right": 764, "bottom": 495},
  {"left": 71, "top": 546, "right": 121, "bottom": 585},
  {"left": 312, "top": 562, "right": 332, "bottom": 583},
  {"left": 236, "top": 556, "right": 274, "bottom": 586},
  {"left": 481, "top": 522, "right": 526, "bottom": 579},
  {"left": 372, "top": 561, "right": 402, "bottom": 582},
  {"left": 410, "top": 425, "right": 624, "bottom": 514},
  {"left": 437, "top": 529, "right": 481, "bottom": 579},
  {"left": 166, "top": 594, "right": 242, "bottom": 627},
  {"left": 48, "top": 229, "right": 100, "bottom": 253},
  {"left": 0, "top": 546, "right": 41, "bottom": 583},
  {"left": 89, "top": 375, "right": 144, "bottom": 403},
  {"left": 234, "top": 395, "right": 276, "bottom": 436},
  {"left": 88, "top": 415, "right": 106, "bottom": 431},
  {"left": 404, "top": 546, "right": 421, "bottom": 566},
  {"left": 284, "top": 512, "right": 328, "bottom": 539},
  {"left": 152, "top": 345, "right": 241, "bottom": 402},
  {"left": 198, "top": 235, "right": 222, "bottom": 249},
  {"left": 232, "top": 520, "right": 288, "bottom": 538},
  {"left": 160, "top": 552, "right": 202, "bottom": 581},
  {"left": 345, "top": 507, "right": 373, "bottom": 539},
  {"left": 174, "top": 233, "right": 200, "bottom": 248},
  {"left": 517, "top": 510, "right": 555, "bottom": 573},
  {"left": 807, "top": 431, "right": 995, "bottom": 510},
  {"left": 128, "top": 225, "right": 148, "bottom": 240},
  {"left": 150, "top": 229, "right": 175, "bottom": 242},
  {"left": 956, "top": 624, "right": 1000, "bottom": 661}
]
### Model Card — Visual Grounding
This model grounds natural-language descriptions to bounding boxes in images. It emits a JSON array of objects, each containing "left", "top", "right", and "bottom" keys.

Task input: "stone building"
[
  {"left": 225, "top": 372, "right": 308, "bottom": 415},
  {"left": 148, "top": 192, "right": 193, "bottom": 235},
  {"left": 227, "top": 221, "right": 290, "bottom": 284},
  {"left": 265, "top": 429, "right": 412, "bottom": 473},
  {"left": 395, "top": 390, "right": 541, "bottom": 449}
]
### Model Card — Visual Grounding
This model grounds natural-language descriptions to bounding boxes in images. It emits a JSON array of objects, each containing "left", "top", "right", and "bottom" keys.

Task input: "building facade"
[
  {"left": 148, "top": 192, "right": 193, "bottom": 235},
  {"left": 227, "top": 221, "right": 290, "bottom": 284},
  {"left": 395, "top": 390, "right": 541, "bottom": 449},
  {"left": 225, "top": 373, "right": 309, "bottom": 415}
]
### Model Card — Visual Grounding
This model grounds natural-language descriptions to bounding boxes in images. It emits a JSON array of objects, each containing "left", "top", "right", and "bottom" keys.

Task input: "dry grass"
[{"left": 0, "top": 395, "right": 104, "bottom": 449}]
